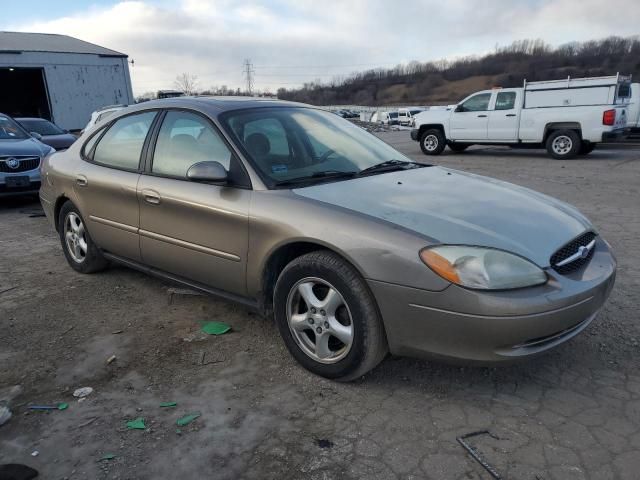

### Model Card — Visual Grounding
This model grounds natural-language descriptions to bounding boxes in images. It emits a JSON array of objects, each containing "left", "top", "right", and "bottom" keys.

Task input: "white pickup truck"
[{"left": 411, "top": 74, "right": 631, "bottom": 159}]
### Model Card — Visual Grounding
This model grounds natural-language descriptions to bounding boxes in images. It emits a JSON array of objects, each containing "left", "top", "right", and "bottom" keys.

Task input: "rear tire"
[
  {"left": 546, "top": 129, "right": 581, "bottom": 160},
  {"left": 273, "top": 251, "right": 388, "bottom": 381},
  {"left": 420, "top": 129, "right": 446, "bottom": 155},
  {"left": 579, "top": 142, "right": 596, "bottom": 155},
  {"left": 58, "top": 201, "right": 108, "bottom": 274},
  {"left": 448, "top": 143, "right": 470, "bottom": 152}
]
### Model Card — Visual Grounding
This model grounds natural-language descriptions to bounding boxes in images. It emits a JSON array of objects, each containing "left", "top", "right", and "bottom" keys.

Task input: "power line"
[{"left": 243, "top": 58, "right": 255, "bottom": 95}]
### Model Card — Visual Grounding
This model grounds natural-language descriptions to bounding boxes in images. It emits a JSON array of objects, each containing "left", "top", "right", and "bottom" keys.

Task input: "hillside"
[{"left": 277, "top": 37, "right": 640, "bottom": 106}]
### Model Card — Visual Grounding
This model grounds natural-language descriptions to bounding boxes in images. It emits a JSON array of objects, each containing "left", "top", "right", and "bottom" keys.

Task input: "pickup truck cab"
[{"left": 411, "top": 74, "right": 631, "bottom": 159}]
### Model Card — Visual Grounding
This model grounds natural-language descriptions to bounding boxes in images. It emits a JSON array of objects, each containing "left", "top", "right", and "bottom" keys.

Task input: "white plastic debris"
[
  {"left": 31, "top": 450, "right": 39, "bottom": 457},
  {"left": 0, "top": 406, "right": 11, "bottom": 426},
  {"left": 73, "top": 387, "right": 93, "bottom": 398}
]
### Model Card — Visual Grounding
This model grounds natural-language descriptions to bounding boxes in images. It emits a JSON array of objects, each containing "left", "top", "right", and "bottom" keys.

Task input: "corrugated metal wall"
[{"left": 0, "top": 51, "right": 133, "bottom": 130}]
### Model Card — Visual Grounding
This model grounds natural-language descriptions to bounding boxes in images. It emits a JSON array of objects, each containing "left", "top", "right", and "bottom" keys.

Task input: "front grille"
[
  {"left": 550, "top": 231, "right": 597, "bottom": 274},
  {"left": 0, "top": 156, "right": 41, "bottom": 173}
]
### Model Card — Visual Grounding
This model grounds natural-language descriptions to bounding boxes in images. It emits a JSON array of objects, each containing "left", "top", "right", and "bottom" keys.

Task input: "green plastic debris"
[
  {"left": 101, "top": 453, "right": 116, "bottom": 461},
  {"left": 201, "top": 322, "right": 231, "bottom": 335},
  {"left": 176, "top": 413, "right": 201, "bottom": 426},
  {"left": 160, "top": 401, "right": 177, "bottom": 408},
  {"left": 58, "top": 402, "right": 68, "bottom": 410},
  {"left": 126, "top": 417, "right": 146, "bottom": 430}
]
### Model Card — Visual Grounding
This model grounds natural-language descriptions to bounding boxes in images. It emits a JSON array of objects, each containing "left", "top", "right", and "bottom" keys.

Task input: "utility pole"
[{"left": 243, "top": 58, "right": 254, "bottom": 96}]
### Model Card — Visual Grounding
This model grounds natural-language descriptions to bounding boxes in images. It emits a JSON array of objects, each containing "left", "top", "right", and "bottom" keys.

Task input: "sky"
[{"left": 3, "top": 0, "right": 639, "bottom": 96}]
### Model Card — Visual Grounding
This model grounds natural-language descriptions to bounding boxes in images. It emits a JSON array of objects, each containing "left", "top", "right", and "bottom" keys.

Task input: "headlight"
[{"left": 420, "top": 246, "right": 547, "bottom": 290}]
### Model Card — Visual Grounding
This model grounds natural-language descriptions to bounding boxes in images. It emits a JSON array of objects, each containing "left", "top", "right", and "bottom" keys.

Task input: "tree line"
[{"left": 276, "top": 36, "right": 640, "bottom": 106}]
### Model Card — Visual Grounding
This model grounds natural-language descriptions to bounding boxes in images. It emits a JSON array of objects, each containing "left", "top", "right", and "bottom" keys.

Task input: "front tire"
[
  {"left": 420, "top": 129, "right": 446, "bottom": 155},
  {"left": 58, "top": 201, "right": 108, "bottom": 274},
  {"left": 546, "top": 129, "right": 581, "bottom": 160},
  {"left": 274, "top": 251, "right": 387, "bottom": 381}
]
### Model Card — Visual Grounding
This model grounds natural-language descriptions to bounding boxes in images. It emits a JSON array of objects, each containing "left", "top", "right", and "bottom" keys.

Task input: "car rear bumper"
[
  {"left": 368, "top": 238, "right": 616, "bottom": 363},
  {"left": 602, "top": 128, "right": 628, "bottom": 142}
]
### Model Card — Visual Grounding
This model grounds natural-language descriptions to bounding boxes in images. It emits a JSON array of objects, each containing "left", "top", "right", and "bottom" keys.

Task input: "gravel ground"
[{"left": 1, "top": 134, "right": 639, "bottom": 480}]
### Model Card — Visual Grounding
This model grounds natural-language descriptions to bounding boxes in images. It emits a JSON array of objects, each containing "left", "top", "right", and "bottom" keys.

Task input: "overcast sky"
[{"left": 3, "top": 0, "right": 639, "bottom": 95}]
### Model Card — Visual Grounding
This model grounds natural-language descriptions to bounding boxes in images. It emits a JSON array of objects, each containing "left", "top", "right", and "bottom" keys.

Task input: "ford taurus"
[{"left": 39, "top": 97, "right": 616, "bottom": 380}]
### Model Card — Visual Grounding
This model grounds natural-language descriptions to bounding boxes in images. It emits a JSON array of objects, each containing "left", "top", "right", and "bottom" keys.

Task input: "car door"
[
  {"left": 488, "top": 90, "right": 520, "bottom": 140},
  {"left": 137, "top": 109, "right": 251, "bottom": 296},
  {"left": 449, "top": 92, "right": 492, "bottom": 140},
  {"left": 75, "top": 110, "right": 158, "bottom": 261}
]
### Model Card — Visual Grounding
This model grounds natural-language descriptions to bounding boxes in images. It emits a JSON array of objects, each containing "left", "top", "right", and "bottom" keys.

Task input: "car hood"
[
  {"left": 293, "top": 167, "right": 592, "bottom": 267},
  {"left": 0, "top": 138, "right": 52, "bottom": 156}
]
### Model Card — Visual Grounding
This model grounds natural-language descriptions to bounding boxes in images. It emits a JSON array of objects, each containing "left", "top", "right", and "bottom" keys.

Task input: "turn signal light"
[
  {"left": 603, "top": 109, "right": 616, "bottom": 126},
  {"left": 420, "top": 249, "right": 460, "bottom": 284}
]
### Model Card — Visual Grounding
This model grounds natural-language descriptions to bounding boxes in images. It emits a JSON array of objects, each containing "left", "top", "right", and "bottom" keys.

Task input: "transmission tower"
[{"left": 243, "top": 59, "right": 255, "bottom": 96}]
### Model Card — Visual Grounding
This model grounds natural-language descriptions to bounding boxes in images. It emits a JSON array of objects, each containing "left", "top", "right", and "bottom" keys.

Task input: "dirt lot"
[{"left": 1, "top": 135, "right": 639, "bottom": 480}]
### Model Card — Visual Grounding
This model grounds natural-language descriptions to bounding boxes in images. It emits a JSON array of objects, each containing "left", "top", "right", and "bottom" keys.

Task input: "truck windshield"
[
  {"left": 221, "top": 107, "right": 414, "bottom": 187},
  {"left": 0, "top": 115, "right": 30, "bottom": 140}
]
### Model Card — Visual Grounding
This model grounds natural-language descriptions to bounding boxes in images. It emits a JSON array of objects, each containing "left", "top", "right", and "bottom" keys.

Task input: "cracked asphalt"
[{"left": 1, "top": 133, "right": 639, "bottom": 479}]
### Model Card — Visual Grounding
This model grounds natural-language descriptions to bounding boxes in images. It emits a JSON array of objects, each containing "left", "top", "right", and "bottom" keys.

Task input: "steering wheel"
[{"left": 317, "top": 149, "right": 336, "bottom": 163}]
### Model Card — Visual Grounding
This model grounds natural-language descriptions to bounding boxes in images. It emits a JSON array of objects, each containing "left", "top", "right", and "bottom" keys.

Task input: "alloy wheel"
[
  {"left": 286, "top": 277, "right": 354, "bottom": 364},
  {"left": 552, "top": 135, "right": 573, "bottom": 155},
  {"left": 64, "top": 212, "right": 88, "bottom": 263}
]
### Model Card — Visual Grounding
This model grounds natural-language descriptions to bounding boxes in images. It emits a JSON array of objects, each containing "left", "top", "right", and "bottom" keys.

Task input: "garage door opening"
[{"left": 0, "top": 67, "right": 52, "bottom": 120}]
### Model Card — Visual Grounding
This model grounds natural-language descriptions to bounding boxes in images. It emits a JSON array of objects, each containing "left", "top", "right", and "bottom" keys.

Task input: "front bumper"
[
  {"left": 369, "top": 237, "right": 616, "bottom": 363},
  {"left": 410, "top": 129, "right": 420, "bottom": 141},
  {"left": 0, "top": 170, "right": 41, "bottom": 197}
]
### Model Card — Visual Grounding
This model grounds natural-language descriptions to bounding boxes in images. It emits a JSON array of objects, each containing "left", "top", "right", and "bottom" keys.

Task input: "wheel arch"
[
  {"left": 258, "top": 240, "right": 367, "bottom": 318},
  {"left": 417, "top": 123, "right": 446, "bottom": 139},
  {"left": 543, "top": 122, "right": 582, "bottom": 142},
  {"left": 53, "top": 195, "right": 72, "bottom": 232}
]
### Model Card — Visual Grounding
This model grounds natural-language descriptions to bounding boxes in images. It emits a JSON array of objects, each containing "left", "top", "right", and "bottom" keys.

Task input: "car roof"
[
  {"left": 14, "top": 117, "right": 52, "bottom": 122},
  {"left": 125, "top": 96, "right": 311, "bottom": 116}
]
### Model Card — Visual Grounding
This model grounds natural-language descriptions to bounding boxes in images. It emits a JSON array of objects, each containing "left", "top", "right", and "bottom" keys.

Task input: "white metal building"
[{"left": 0, "top": 31, "right": 134, "bottom": 130}]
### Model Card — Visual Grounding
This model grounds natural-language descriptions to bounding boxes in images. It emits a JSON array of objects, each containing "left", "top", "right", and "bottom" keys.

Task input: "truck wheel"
[
  {"left": 448, "top": 143, "right": 470, "bottom": 152},
  {"left": 546, "top": 130, "right": 581, "bottom": 159},
  {"left": 420, "top": 129, "right": 446, "bottom": 155},
  {"left": 274, "top": 251, "right": 388, "bottom": 381},
  {"left": 579, "top": 142, "right": 596, "bottom": 155}
]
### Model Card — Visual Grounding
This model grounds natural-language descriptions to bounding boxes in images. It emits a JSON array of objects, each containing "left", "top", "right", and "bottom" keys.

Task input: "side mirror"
[
  {"left": 187, "top": 161, "right": 228, "bottom": 184},
  {"left": 30, "top": 131, "right": 43, "bottom": 140},
  {"left": 454, "top": 105, "right": 464, "bottom": 113}
]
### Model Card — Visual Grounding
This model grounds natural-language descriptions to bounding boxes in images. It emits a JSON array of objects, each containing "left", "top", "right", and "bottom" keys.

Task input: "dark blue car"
[{"left": 0, "top": 113, "right": 54, "bottom": 197}]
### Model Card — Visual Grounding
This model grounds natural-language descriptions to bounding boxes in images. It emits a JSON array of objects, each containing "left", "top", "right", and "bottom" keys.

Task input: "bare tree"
[{"left": 174, "top": 73, "right": 199, "bottom": 95}]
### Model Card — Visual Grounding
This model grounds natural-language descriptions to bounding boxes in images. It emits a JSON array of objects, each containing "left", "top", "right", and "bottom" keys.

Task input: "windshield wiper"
[
  {"left": 358, "top": 159, "right": 425, "bottom": 176},
  {"left": 272, "top": 170, "right": 358, "bottom": 187}
]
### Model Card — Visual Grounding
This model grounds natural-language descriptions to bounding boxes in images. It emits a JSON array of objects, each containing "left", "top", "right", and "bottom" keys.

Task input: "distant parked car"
[
  {"left": 398, "top": 108, "right": 424, "bottom": 126},
  {"left": 0, "top": 113, "right": 54, "bottom": 197},
  {"left": 374, "top": 111, "right": 399, "bottom": 125},
  {"left": 82, "top": 105, "right": 127, "bottom": 133},
  {"left": 15, "top": 117, "right": 76, "bottom": 150}
]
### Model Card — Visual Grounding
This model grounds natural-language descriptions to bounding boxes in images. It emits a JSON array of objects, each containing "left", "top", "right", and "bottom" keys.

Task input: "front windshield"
[
  {"left": 221, "top": 107, "right": 412, "bottom": 185},
  {"left": 0, "top": 115, "right": 29, "bottom": 140},
  {"left": 18, "top": 119, "right": 64, "bottom": 136}
]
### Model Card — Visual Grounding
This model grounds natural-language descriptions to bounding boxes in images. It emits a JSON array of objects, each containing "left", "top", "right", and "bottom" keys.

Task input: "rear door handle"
[
  {"left": 142, "top": 189, "right": 161, "bottom": 205},
  {"left": 505, "top": 114, "right": 517, "bottom": 117},
  {"left": 75, "top": 175, "right": 88, "bottom": 187},
  {"left": 477, "top": 114, "right": 488, "bottom": 118}
]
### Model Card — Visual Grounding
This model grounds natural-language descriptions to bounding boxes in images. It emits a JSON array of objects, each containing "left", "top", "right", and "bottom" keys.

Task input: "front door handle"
[
  {"left": 505, "top": 113, "right": 517, "bottom": 117},
  {"left": 142, "top": 189, "right": 161, "bottom": 205},
  {"left": 477, "top": 114, "right": 488, "bottom": 118},
  {"left": 75, "top": 175, "right": 88, "bottom": 187}
]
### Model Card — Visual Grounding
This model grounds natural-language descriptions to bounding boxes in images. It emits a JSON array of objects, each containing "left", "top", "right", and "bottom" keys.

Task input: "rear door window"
[
  {"left": 495, "top": 92, "right": 517, "bottom": 110},
  {"left": 92, "top": 111, "right": 156, "bottom": 170}
]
